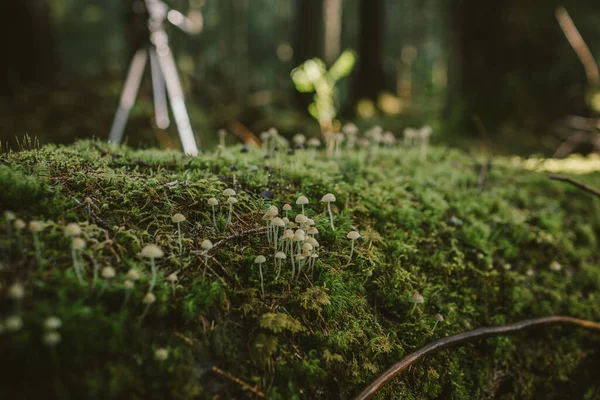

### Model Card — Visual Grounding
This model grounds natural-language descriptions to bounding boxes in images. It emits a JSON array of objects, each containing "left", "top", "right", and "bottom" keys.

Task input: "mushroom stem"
[
  {"left": 211, "top": 206, "right": 217, "bottom": 228},
  {"left": 228, "top": 203, "right": 233, "bottom": 227},
  {"left": 149, "top": 258, "right": 158, "bottom": 293},
  {"left": 71, "top": 248, "right": 83, "bottom": 283},
  {"left": 301, "top": 204, "right": 305, "bottom": 215},
  {"left": 275, "top": 259, "right": 282, "bottom": 281},
  {"left": 32, "top": 231, "right": 41, "bottom": 267},
  {"left": 327, "top": 203, "right": 335, "bottom": 231},
  {"left": 259, "top": 263, "right": 265, "bottom": 298},
  {"left": 92, "top": 258, "right": 99, "bottom": 288},
  {"left": 350, "top": 240, "right": 355, "bottom": 259}
]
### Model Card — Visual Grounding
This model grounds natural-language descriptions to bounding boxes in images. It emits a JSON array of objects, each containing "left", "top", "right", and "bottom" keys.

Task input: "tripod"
[{"left": 108, "top": 0, "right": 201, "bottom": 156}]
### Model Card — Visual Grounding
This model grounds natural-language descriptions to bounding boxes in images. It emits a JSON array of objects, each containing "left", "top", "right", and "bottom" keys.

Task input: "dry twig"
[
  {"left": 211, "top": 366, "right": 265, "bottom": 398},
  {"left": 353, "top": 316, "right": 600, "bottom": 400},
  {"left": 548, "top": 173, "right": 600, "bottom": 199}
]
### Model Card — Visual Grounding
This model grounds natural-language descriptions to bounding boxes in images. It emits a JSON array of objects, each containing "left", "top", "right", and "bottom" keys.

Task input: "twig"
[
  {"left": 211, "top": 366, "right": 265, "bottom": 398},
  {"left": 556, "top": 7, "right": 599, "bottom": 84},
  {"left": 209, "top": 226, "right": 267, "bottom": 252},
  {"left": 548, "top": 173, "right": 600, "bottom": 199},
  {"left": 353, "top": 316, "right": 600, "bottom": 400},
  {"left": 477, "top": 158, "right": 491, "bottom": 192}
]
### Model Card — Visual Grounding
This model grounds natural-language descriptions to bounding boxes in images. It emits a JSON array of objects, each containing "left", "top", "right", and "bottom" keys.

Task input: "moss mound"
[{"left": 1, "top": 140, "right": 599, "bottom": 399}]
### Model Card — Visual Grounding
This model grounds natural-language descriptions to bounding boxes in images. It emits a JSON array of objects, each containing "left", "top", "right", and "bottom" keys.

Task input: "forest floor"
[{"left": 1, "top": 139, "right": 600, "bottom": 399}]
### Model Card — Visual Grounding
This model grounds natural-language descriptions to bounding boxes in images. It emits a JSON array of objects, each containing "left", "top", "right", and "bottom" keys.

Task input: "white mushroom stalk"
[
  {"left": 167, "top": 273, "right": 178, "bottom": 294},
  {"left": 208, "top": 197, "right": 219, "bottom": 228},
  {"left": 320, "top": 193, "right": 336, "bottom": 231},
  {"left": 71, "top": 238, "right": 86, "bottom": 283},
  {"left": 226, "top": 195, "right": 238, "bottom": 228},
  {"left": 97, "top": 266, "right": 116, "bottom": 299},
  {"left": 347, "top": 230, "right": 361, "bottom": 260},
  {"left": 140, "top": 292, "right": 156, "bottom": 321},
  {"left": 271, "top": 217, "right": 285, "bottom": 251},
  {"left": 201, "top": 239, "right": 213, "bottom": 276},
  {"left": 141, "top": 244, "right": 164, "bottom": 294},
  {"left": 171, "top": 213, "right": 186, "bottom": 253},
  {"left": 274, "top": 251, "right": 286, "bottom": 280},
  {"left": 254, "top": 255, "right": 267, "bottom": 297},
  {"left": 28, "top": 221, "right": 43, "bottom": 267}
]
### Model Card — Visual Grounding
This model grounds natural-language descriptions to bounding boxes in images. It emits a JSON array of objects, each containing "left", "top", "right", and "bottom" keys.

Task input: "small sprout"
[
  {"left": 167, "top": 273, "right": 178, "bottom": 294},
  {"left": 282, "top": 203, "right": 292, "bottom": 218},
  {"left": 64, "top": 223, "right": 82, "bottom": 237},
  {"left": 43, "top": 331, "right": 61, "bottom": 346},
  {"left": 28, "top": 221, "right": 43, "bottom": 266},
  {"left": 71, "top": 238, "right": 86, "bottom": 283},
  {"left": 347, "top": 231, "right": 360, "bottom": 260},
  {"left": 141, "top": 245, "right": 164, "bottom": 294},
  {"left": 43, "top": 316, "right": 62, "bottom": 330},
  {"left": 208, "top": 197, "right": 219, "bottom": 228},
  {"left": 410, "top": 291, "right": 424, "bottom": 314},
  {"left": 254, "top": 255, "right": 267, "bottom": 298},
  {"left": 171, "top": 213, "right": 186, "bottom": 253},
  {"left": 226, "top": 196, "right": 238, "bottom": 227},
  {"left": 155, "top": 348, "right": 169, "bottom": 361},
  {"left": 274, "top": 251, "right": 286, "bottom": 280},
  {"left": 320, "top": 193, "right": 336, "bottom": 231},
  {"left": 5, "top": 315, "right": 23, "bottom": 332},
  {"left": 296, "top": 196, "right": 309, "bottom": 215}
]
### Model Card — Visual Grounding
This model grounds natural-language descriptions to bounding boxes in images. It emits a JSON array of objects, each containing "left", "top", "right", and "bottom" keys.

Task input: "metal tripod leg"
[
  {"left": 108, "top": 49, "right": 148, "bottom": 144},
  {"left": 154, "top": 44, "right": 199, "bottom": 156},
  {"left": 148, "top": 47, "right": 170, "bottom": 129}
]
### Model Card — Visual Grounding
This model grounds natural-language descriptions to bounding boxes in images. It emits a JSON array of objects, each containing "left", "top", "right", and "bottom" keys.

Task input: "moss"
[{"left": 0, "top": 140, "right": 599, "bottom": 399}]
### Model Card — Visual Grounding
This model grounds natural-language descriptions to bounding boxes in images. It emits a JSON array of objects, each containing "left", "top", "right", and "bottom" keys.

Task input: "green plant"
[{"left": 291, "top": 49, "right": 357, "bottom": 133}]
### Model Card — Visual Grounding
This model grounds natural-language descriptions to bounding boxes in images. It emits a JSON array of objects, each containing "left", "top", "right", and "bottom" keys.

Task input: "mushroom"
[
  {"left": 171, "top": 213, "right": 186, "bottom": 253},
  {"left": 28, "top": 221, "right": 43, "bottom": 266},
  {"left": 201, "top": 239, "right": 213, "bottom": 274},
  {"left": 44, "top": 316, "right": 63, "bottom": 330},
  {"left": 222, "top": 188, "right": 236, "bottom": 197},
  {"left": 271, "top": 217, "right": 285, "bottom": 251},
  {"left": 208, "top": 197, "right": 219, "bottom": 228},
  {"left": 167, "top": 273, "right": 178, "bottom": 294},
  {"left": 346, "top": 230, "right": 360, "bottom": 260},
  {"left": 320, "top": 193, "right": 336, "bottom": 231},
  {"left": 432, "top": 313, "right": 444, "bottom": 330},
  {"left": 254, "top": 255, "right": 267, "bottom": 297},
  {"left": 410, "top": 291, "right": 424, "bottom": 314},
  {"left": 8, "top": 283, "right": 24, "bottom": 314},
  {"left": 63, "top": 223, "right": 82, "bottom": 237},
  {"left": 155, "top": 348, "right": 169, "bottom": 361},
  {"left": 84, "top": 196, "right": 93, "bottom": 217},
  {"left": 43, "top": 331, "right": 61, "bottom": 346},
  {"left": 226, "top": 196, "right": 238, "bottom": 227},
  {"left": 282, "top": 203, "right": 292, "bottom": 218},
  {"left": 141, "top": 244, "right": 164, "bottom": 293},
  {"left": 5, "top": 315, "right": 23, "bottom": 332},
  {"left": 97, "top": 266, "right": 116, "bottom": 298},
  {"left": 274, "top": 251, "right": 286, "bottom": 280},
  {"left": 140, "top": 292, "right": 157, "bottom": 321},
  {"left": 71, "top": 238, "right": 86, "bottom": 283},
  {"left": 296, "top": 196, "right": 309, "bottom": 215}
]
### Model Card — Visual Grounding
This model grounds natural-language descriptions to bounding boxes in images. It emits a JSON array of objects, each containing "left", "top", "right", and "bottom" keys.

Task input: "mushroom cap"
[
  {"left": 347, "top": 231, "right": 361, "bottom": 240},
  {"left": 208, "top": 197, "right": 219, "bottom": 206},
  {"left": 266, "top": 205, "right": 279, "bottom": 216},
  {"left": 320, "top": 193, "right": 336, "bottom": 203},
  {"left": 28, "top": 221, "right": 43, "bottom": 233},
  {"left": 294, "top": 253, "right": 305, "bottom": 261},
  {"left": 342, "top": 123, "right": 359, "bottom": 135},
  {"left": 254, "top": 255, "right": 266, "bottom": 264},
  {"left": 44, "top": 316, "right": 63, "bottom": 330},
  {"left": 223, "top": 188, "right": 236, "bottom": 197},
  {"left": 84, "top": 197, "right": 93, "bottom": 204},
  {"left": 5, "top": 316, "right": 23, "bottom": 331},
  {"left": 167, "top": 273, "right": 178, "bottom": 282},
  {"left": 293, "top": 232, "right": 305, "bottom": 242},
  {"left": 101, "top": 266, "right": 116, "bottom": 279},
  {"left": 262, "top": 214, "right": 273, "bottom": 221},
  {"left": 293, "top": 133, "right": 306, "bottom": 145},
  {"left": 295, "top": 215, "right": 308, "bottom": 224},
  {"left": 13, "top": 219, "right": 26, "bottom": 230},
  {"left": 433, "top": 313, "right": 444, "bottom": 322},
  {"left": 307, "top": 227, "right": 319, "bottom": 235},
  {"left": 8, "top": 283, "right": 25, "bottom": 299},
  {"left": 271, "top": 217, "right": 285, "bottom": 227},
  {"left": 410, "top": 292, "right": 424, "bottom": 304},
  {"left": 127, "top": 269, "right": 141, "bottom": 281},
  {"left": 155, "top": 348, "right": 169, "bottom": 361},
  {"left": 296, "top": 196, "right": 309, "bottom": 205},
  {"left": 307, "top": 137, "right": 321, "bottom": 147},
  {"left": 43, "top": 331, "right": 61, "bottom": 346},
  {"left": 141, "top": 244, "right": 164, "bottom": 259},
  {"left": 275, "top": 251, "right": 286, "bottom": 259},
  {"left": 282, "top": 229, "right": 294, "bottom": 240},
  {"left": 64, "top": 223, "right": 82, "bottom": 237},
  {"left": 171, "top": 213, "right": 186, "bottom": 223},
  {"left": 4, "top": 211, "right": 16, "bottom": 221},
  {"left": 143, "top": 292, "right": 156, "bottom": 304},
  {"left": 286, "top": 221, "right": 296, "bottom": 229},
  {"left": 124, "top": 280, "right": 134, "bottom": 290},
  {"left": 71, "top": 238, "right": 86, "bottom": 250},
  {"left": 226, "top": 196, "right": 238, "bottom": 204},
  {"left": 307, "top": 237, "right": 319, "bottom": 247},
  {"left": 301, "top": 242, "right": 313, "bottom": 254},
  {"left": 201, "top": 239, "right": 213, "bottom": 250},
  {"left": 306, "top": 218, "right": 315, "bottom": 226},
  {"left": 282, "top": 203, "right": 292, "bottom": 211}
]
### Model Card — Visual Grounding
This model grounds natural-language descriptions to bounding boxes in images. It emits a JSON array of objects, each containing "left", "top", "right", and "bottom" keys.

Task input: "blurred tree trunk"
[
  {"left": 0, "top": 0, "right": 57, "bottom": 94},
  {"left": 353, "top": 0, "right": 385, "bottom": 102},
  {"left": 293, "top": 0, "right": 323, "bottom": 110}
]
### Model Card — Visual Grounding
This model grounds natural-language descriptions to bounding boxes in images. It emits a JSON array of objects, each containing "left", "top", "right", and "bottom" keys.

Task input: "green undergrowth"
[{"left": 1, "top": 140, "right": 599, "bottom": 399}]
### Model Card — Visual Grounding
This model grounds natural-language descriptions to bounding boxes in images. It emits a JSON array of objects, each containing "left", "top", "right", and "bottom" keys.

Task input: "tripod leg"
[
  {"left": 154, "top": 45, "right": 199, "bottom": 156},
  {"left": 148, "top": 48, "right": 170, "bottom": 129},
  {"left": 108, "top": 49, "right": 148, "bottom": 144}
]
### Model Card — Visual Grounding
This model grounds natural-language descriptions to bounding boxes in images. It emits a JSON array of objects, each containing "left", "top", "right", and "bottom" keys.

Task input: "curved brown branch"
[
  {"left": 556, "top": 7, "right": 599, "bottom": 84},
  {"left": 353, "top": 316, "right": 600, "bottom": 400},
  {"left": 548, "top": 173, "right": 600, "bottom": 199}
]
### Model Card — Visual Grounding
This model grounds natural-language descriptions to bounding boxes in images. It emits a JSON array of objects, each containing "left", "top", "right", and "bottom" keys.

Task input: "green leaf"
[{"left": 327, "top": 49, "right": 357, "bottom": 81}]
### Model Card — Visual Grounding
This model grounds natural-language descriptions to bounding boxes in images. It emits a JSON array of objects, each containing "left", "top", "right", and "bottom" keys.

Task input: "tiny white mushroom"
[
  {"left": 13, "top": 219, "right": 26, "bottom": 231},
  {"left": 155, "top": 348, "right": 169, "bottom": 361},
  {"left": 274, "top": 251, "right": 286, "bottom": 280},
  {"left": 282, "top": 203, "right": 292, "bottom": 218},
  {"left": 28, "top": 221, "right": 43, "bottom": 266},
  {"left": 223, "top": 188, "right": 236, "bottom": 197},
  {"left": 64, "top": 223, "right": 82, "bottom": 237},
  {"left": 347, "top": 230, "right": 361, "bottom": 259},
  {"left": 71, "top": 238, "right": 86, "bottom": 283},
  {"left": 320, "top": 193, "right": 336, "bottom": 231},
  {"left": 171, "top": 213, "right": 186, "bottom": 253},
  {"left": 141, "top": 245, "right": 164, "bottom": 294},
  {"left": 5, "top": 315, "right": 23, "bottom": 332},
  {"left": 43, "top": 331, "right": 61, "bottom": 346},
  {"left": 296, "top": 196, "right": 309, "bottom": 215},
  {"left": 167, "top": 273, "right": 178, "bottom": 293},
  {"left": 254, "top": 255, "right": 267, "bottom": 297},
  {"left": 226, "top": 196, "right": 238, "bottom": 227},
  {"left": 208, "top": 197, "right": 219, "bottom": 228},
  {"left": 43, "top": 316, "right": 63, "bottom": 330}
]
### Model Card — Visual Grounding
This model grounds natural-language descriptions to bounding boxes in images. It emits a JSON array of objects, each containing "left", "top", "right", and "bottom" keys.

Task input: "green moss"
[{"left": 0, "top": 140, "right": 599, "bottom": 399}]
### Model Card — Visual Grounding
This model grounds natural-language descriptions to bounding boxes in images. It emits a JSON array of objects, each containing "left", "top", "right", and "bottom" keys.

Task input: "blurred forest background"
[{"left": 1, "top": 0, "right": 600, "bottom": 155}]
